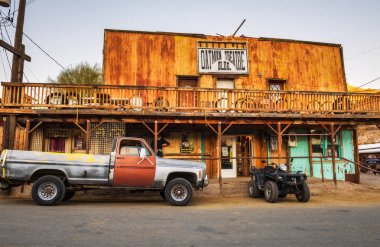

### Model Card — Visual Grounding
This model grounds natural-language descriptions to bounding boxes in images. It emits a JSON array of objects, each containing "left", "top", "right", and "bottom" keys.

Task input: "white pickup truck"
[{"left": 0, "top": 137, "right": 208, "bottom": 206}]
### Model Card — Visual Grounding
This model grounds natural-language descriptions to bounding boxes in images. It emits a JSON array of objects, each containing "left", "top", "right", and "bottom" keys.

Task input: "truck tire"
[
  {"left": 62, "top": 190, "right": 76, "bottom": 202},
  {"left": 248, "top": 180, "right": 262, "bottom": 198},
  {"left": 31, "top": 175, "right": 66, "bottom": 206},
  {"left": 165, "top": 178, "right": 193, "bottom": 206},
  {"left": 264, "top": 181, "right": 279, "bottom": 203},
  {"left": 159, "top": 191, "right": 166, "bottom": 201},
  {"left": 296, "top": 182, "right": 310, "bottom": 202}
]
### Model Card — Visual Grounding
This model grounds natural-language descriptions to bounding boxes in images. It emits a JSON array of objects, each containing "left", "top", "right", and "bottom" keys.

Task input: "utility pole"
[
  {"left": 0, "top": 0, "right": 29, "bottom": 150},
  {"left": 11, "top": 0, "right": 26, "bottom": 82}
]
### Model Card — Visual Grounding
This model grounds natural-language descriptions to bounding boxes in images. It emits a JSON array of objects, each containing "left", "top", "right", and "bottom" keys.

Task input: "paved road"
[{"left": 0, "top": 198, "right": 379, "bottom": 247}]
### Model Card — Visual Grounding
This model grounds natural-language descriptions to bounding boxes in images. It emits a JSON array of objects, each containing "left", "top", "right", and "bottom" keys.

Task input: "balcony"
[{"left": 1, "top": 82, "right": 380, "bottom": 117}]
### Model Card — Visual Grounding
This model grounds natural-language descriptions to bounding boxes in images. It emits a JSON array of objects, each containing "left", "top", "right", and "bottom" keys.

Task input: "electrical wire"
[
  {"left": 346, "top": 45, "right": 380, "bottom": 61},
  {"left": 16, "top": 26, "right": 68, "bottom": 72},
  {"left": 357, "top": 76, "right": 380, "bottom": 88},
  {"left": 0, "top": 26, "right": 12, "bottom": 70},
  {"left": 0, "top": 51, "right": 9, "bottom": 80},
  {"left": 24, "top": 63, "right": 41, "bottom": 83}
]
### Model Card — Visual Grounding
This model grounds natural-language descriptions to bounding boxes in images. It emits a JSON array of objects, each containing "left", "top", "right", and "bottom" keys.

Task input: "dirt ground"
[{"left": 2, "top": 173, "right": 380, "bottom": 207}]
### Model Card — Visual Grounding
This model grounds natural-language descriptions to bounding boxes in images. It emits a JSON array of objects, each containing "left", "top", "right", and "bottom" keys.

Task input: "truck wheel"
[
  {"left": 264, "top": 181, "right": 279, "bottom": 203},
  {"left": 165, "top": 178, "right": 193, "bottom": 206},
  {"left": 296, "top": 182, "right": 310, "bottom": 202},
  {"left": 248, "top": 180, "right": 262, "bottom": 198},
  {"left": 31, "top": 175, "right": 66, "bottom": 206},
  {"left": 159, "top": 191, "right": 166, "bottom": 201},
  {"left": 62, "top": 190, "right": 76, "bottom": 202}
]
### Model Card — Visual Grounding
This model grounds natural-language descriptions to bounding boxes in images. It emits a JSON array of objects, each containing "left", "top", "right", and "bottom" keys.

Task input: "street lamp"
[{"left": 0, "top": 0, "right": 10, "bottom": 8}]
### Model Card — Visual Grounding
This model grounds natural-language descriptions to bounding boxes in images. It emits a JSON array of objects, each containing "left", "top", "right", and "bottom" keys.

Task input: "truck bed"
[{"left": 2, "top": 150, "right": 110, "bottom": 185}]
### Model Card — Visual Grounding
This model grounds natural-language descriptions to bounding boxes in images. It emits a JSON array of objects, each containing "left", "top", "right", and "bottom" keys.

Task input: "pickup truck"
[{"left": 0, "top": 137, "right": 208, "bottom": 206}]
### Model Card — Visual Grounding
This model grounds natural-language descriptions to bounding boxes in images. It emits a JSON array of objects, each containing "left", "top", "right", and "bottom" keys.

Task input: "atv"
[{"left": 248, "top": 160, "right": 310, "bottom": 203}]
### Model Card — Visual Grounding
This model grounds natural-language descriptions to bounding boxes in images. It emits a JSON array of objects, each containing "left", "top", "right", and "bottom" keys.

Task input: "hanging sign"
[{"left": 197, "top": 48, "right": 248, "bottom": 74}]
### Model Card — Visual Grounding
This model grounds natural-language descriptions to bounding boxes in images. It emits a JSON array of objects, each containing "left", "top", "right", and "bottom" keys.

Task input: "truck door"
[{"left": 113, "top": 138, "right": 156, "bottom": 187}]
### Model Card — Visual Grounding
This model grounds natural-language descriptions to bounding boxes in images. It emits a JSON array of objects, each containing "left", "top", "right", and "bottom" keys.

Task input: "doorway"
[
  {"left": 221, "top": 136, "right": 237, "bottom": 178},
  {"left": 177, "top": 76, "right": 198, "bottom": 109},
  {"left": 216, "top": 79, "right": 234, "bottom": 111}
]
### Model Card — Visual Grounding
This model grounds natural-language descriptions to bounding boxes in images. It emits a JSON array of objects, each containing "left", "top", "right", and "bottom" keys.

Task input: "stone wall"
[{"left": 357, "top": 125, "right": 380, "bottom": 144}]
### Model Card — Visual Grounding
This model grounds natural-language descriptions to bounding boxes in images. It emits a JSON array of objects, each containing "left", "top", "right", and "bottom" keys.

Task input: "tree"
[{"left": 48, "top": 62, "right": 102, "bottom": 85}]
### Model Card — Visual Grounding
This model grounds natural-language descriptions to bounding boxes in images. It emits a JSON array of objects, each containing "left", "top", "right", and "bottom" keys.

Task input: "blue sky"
[{"left": 0, "top": 0, "right": 379, "bottom": 88}]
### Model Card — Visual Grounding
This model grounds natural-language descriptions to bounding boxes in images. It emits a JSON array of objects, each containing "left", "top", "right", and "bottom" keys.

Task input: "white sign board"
[{"left": 197, "top": 48, "right": 248, "bottom": 74}]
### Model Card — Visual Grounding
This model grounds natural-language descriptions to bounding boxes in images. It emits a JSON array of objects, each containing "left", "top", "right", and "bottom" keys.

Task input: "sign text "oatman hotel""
[{"left": 197, "top": 48, "right": 248, "bottom": 74}]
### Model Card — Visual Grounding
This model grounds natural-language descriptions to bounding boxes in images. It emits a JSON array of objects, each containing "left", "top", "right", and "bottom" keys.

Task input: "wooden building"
[{"left": 1, "top": 29, "right": 380, "bottom": 183}]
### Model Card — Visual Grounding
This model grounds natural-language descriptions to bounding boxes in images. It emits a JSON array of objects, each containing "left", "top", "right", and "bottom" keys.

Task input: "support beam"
[
  {"left": 154, "top": 121, "right": 158, "bottom": 153},
  {"left": 307, "top": 130, "right": 314, "bottom": 177},
  {"left": 86, "top": 120, "right": 90, "bottom": 154},
  {"left": 353, "top": 127, "right": 360, "bottom": 184},
  {"left": 277, "top": 122, "right": 282, "bottom": 164},
  {"left": 24, "top": 119, "right": 30, "bottom": 150},
  {"left": 217, "top": 122, "right": 222, "bottom": 193},
  {"left": 6, "top": 116, "right": 16, "bottom": 149},
  {"left": 28, "top": 121, "right": 42, "bottom": 134},
  {"left": 73, "top": 122, "right": 87, "bottom": 134},
  {"left": 0, "top": 40, "right": 31, "bottom": 62},
  {"left": 143, "top": 121, "right": 169, "bottom": 154},
  {"left": 330, "top": 123, "right": 337, "bottom": 186}
]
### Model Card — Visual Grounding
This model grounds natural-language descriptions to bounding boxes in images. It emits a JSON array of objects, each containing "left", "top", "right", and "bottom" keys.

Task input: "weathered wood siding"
[{"left": 104, "top": 30, "right": 346, "bottom": 92}]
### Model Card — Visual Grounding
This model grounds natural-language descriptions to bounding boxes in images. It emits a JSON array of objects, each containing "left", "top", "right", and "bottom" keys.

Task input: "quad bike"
[{"left": 248, "top": 160, "right": 310, "bottom": 203}]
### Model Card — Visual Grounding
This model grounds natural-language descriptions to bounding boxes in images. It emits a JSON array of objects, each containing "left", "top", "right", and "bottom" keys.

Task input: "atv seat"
[{"left": 264, "top": 166, "right": 276, "bottom": 173}]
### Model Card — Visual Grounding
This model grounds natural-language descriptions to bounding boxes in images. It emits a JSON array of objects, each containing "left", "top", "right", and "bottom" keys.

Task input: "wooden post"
[
  {"left": 217, "top": 122, "right": 222, "bottom": 193},
  {"left": 308, "top": 130, "right": 314, "bottom": 177},
  {"left": 24, "top": 119, "right": 30, "bottom": 150},
  {"left": 154, "top": 121, "right": 158, "bottom": 153},
  {"left": 320, "top": 156, "right": 324, "bottom": 182},
  {"left": 7, "top": 116, "right": 16, "bottom": 150},
  {"left": 86, "top": 120, "right": 90, "bottom": 154},
  {"left": 11, "top": 0, "right": 27, "bottom": 83},
  {"left": 2, "top": 117, "right": 8, "bottom": 150},
  {"left": 277, "top": 122, "right": 282, "bottom": 164},
  {"left": 353, "top": 127, "right": 360, "bottom": 184},
  {"left": 330, "top": 123, "right": 337, "bottom": 186}
]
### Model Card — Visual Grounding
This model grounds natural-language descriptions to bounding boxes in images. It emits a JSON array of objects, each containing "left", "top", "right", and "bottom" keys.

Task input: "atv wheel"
[
  {"left": 296, "top": 182, "right": 310, "bottom": 202},
  {"left": 264, "top": 181, "right": 279, "bottom": 203},
  {"left": 248, "top": 180, "right": 262, "bottom": 198}
]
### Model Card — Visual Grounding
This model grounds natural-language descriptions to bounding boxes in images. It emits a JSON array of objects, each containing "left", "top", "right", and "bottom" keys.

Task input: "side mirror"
[{"left": 139, "top": 148, "right": 147, "bottom": 159}]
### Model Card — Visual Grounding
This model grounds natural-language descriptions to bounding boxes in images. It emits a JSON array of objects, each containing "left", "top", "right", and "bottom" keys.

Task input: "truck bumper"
[{"left": 196, "top": 175, "right": 208, "bottom": 189}]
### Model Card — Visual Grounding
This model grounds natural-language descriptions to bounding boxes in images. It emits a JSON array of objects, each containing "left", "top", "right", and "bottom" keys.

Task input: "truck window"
[{"left": 119, "top": 140, "right": 151, "bottom": 156}]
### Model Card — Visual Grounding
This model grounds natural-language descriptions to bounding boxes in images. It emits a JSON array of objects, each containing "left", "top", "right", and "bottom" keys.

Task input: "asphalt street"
[{"left": 0, "top": 198, "right": 379, "bottom": 247}]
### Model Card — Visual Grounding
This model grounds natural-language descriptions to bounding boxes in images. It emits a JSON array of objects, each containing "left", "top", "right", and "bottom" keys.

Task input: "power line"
[
  {"left": 24, "top": 63, "right": 41, "bottom": 83},
  {"left": 0, "top": 26, "right": 12, "bottom": 70},
  {"left": 357, "top": 76, "right": 380, "bottom": 88},
  {"left": 0, "top": 51, "right": 9, "bottom": 80},
  {"left": 346, "top": 45, "right": 380, "bottom": 61},
  {"left": 16, "top": 27, "right": 68, "bottom": 72}
]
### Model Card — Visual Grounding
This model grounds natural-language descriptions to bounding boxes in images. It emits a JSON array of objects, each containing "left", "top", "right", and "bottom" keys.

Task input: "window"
[
  {"left": 311, "top": 130, "right": 340, "bottom": 158},
  {"left": 268, "top": 79, "right": 285, "bottom": 91},
  {"left": 119, "top": 139, "right": 151, "bottom": 156}
]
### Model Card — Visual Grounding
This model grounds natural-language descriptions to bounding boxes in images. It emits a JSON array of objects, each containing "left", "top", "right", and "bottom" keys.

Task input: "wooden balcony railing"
[{"left": 1, "top": 82, "right": 380, "bottom": 114}]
